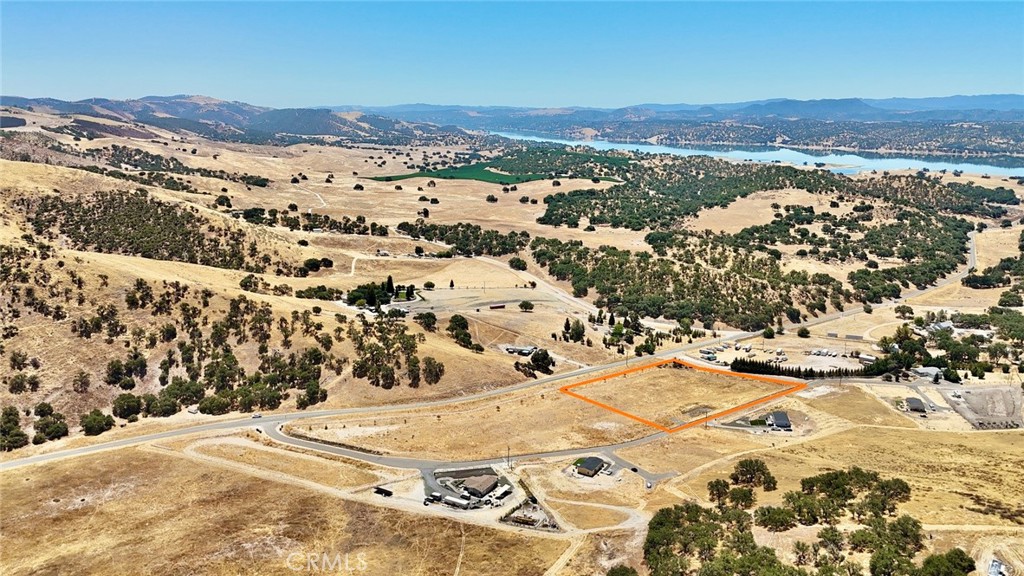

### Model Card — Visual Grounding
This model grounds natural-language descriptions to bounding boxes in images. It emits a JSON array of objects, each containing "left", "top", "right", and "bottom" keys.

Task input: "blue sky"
[{"left": 2, "top": 2, "right": 1022, "bottom": 108}]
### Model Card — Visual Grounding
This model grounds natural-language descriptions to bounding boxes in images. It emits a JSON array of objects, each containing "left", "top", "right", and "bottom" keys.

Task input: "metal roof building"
[
  {"left": 906, "top": 397, "right": 927, "bottom": 413},
  {"left": 577, "top": 456, "right": 606, "bottom": 477},
  {"left": 462, "top": 475, "right": 498, "bottom": 498},
  {"left": 767, "top": 411, "right": 792, "bottom": 431}
]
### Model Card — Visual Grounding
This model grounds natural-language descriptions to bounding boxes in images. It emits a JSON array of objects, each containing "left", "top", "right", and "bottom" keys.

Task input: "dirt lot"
[
  {"left": 520, "top": 460, "right": 652, "bottom": 509},
  {"left": 552, "top": 530, "right": 643, "bottom": 576},
  {"left": 946, "top": 386, "right": 1024, "bottom": 429},
  {"left": 0, "top": 448, "right": 568, "bottom": 576}
]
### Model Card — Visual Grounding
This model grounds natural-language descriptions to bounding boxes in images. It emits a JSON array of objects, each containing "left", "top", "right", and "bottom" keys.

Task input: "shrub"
[
  {"left": 112, "top": 393, "right": 142, "bottom": 419},
  {"left": 80, "top": 409, "right": 114, "bottom": 435}
]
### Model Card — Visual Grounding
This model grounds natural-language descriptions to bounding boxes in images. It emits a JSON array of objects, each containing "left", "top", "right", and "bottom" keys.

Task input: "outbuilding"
[
  {"left": 766, "top": 411, "right": 792, "bottom": 431},
  {"left": 576, "top": 456, "right": 607, "bottom": 477},
  {"left": 906, "top": 397, "right": 927, "bottom": 413}
]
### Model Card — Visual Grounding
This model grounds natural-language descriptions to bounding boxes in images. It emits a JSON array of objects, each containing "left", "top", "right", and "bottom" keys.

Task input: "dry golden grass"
[
  {"left": 806, "top": 306, "right": 906, "bottom": 341},
  {"left": 546, "top": 501, "right": 631, "bottom": 530},
  {"left": 192, "top": 438, "right": 381, "bottom": 489},
  {"left": 617, "top": 426, "right": 768, "bottom": 477},
  {"left": 797, "top": 384, "right": 916, "bottom": 428},
  {"left": 574, "top": 364, "right": 784, "bottom": 428},
  {"left": 287, "top": 364, "right": 789, "bottom": 461},
  {"left": 908, "top": 281, "right": 1005, "bottom": 310},
  {"left": 685, "top": 189, "right": 847, "bottom": 235},
  {"left": 975, "top": 226, "right": 1024, "bottom": 270},
  {"left": 3, "top": 159, "right": 624, "bottom": 427},
  {"left": 0, "top": 447, "right": 567, "bottom": 576},
  {"left": 286, "top": 377, "right": 654, "bottom": 462}
]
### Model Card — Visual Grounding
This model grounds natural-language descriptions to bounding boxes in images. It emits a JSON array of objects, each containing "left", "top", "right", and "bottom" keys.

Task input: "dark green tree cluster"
[
  {"left": 446, "top": 314, "right": 484, "bottom": 352},
  {"left": 31, "top": 402, "right": 69, "bottom": 443},
  {"left": 348, "top": 315, "right": 442, "bottom": 389},
  {"left": 80, "top": 409, "right": 114, "bottom": 435},
  {"left": 295, "top": 285, "right": 345, "bottom": 300},
  {"left": 0, "top": 406, "right": 30, "bottom": 451},
  {"left": 96, "top": 144, "right": 270, "bottom": 187},
  {"left": 22, "top": 189, "right": 284, "bottom": 273},
  {"left": 636, "top": 464, "right": 971, "bottom": 576},
  {"left": 396, "top": 220, "right": 530, "bottom": 256},
  {"left": 730, "top": 358, "right": 862, "bottom": 379},
  {"left": 346, "top": 282, "right": 393, "bottom": 308}
]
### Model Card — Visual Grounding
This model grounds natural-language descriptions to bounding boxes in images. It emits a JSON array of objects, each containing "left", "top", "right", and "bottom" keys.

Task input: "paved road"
[{"left": 0, "top": 231, "right": 981, "bottom": 474}]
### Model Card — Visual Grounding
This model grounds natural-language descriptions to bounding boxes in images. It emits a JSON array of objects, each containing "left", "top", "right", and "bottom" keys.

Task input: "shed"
[
  {"left": 577, "top": 456, "right": 606, "bottom": 477},
  {"left": 462, "top": 475, "right": 498, "bottom": 498}
]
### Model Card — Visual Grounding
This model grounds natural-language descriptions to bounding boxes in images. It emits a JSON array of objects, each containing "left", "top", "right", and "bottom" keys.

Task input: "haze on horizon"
[{"left": 2, "top": 1, "right": 1023, "bottom": 109}]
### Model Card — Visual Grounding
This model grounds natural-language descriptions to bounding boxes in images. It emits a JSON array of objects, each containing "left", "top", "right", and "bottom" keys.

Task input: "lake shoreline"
[{"left": 492, "top": 131, "right": 1024, "bottom": 176}]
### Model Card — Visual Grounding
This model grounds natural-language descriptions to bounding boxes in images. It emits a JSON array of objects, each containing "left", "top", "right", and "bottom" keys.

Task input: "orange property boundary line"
[{"left": 558, "top": 358, "right": 808, "bottom": 433}]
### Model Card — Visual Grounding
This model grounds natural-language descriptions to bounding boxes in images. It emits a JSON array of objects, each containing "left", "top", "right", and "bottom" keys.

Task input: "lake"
[{"left": 492, "top": 131, "right": 1023, "bottom": 177}]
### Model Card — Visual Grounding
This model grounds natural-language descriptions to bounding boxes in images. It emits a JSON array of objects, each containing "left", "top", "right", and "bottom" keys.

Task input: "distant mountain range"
[
  {"left": 4, "top": 93, "right": 1022, "bottom": 131},
  {"left": 325, "top": 94, "right": 1024, "bottom": 125},
  {"left": 2, "top": 94, "right": 1022, "bottom": 157},
  {"left": 0, "top": 94, "right": 468, "bottom": 143}
]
